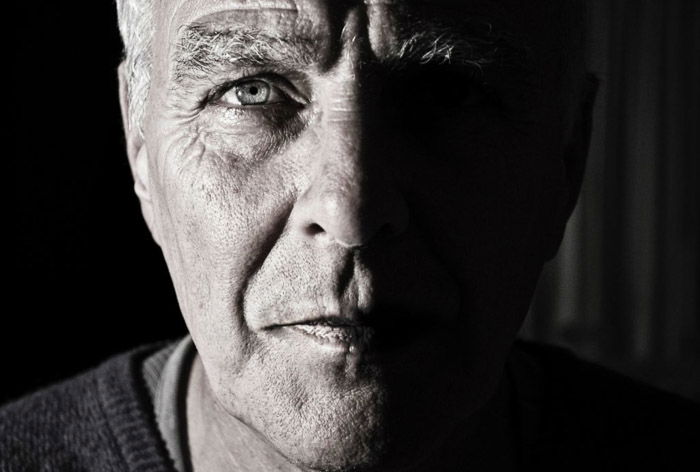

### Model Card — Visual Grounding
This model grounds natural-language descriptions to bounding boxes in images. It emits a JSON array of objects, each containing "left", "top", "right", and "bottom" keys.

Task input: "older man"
[{"left": 2, "top": 0, "right": 698, "bottom": 471}]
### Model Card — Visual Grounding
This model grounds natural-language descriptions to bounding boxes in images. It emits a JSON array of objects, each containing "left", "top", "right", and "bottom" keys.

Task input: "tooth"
[{"left": 294, "top": 324, "right": 354, "bottom": 341}]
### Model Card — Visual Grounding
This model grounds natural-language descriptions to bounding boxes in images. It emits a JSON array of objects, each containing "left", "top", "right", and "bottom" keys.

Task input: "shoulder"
[
  {"left": 0, "top": 343, "right": 174, "bottom": 472},
  {"left": 510, "top": 340, "right": 700, "bottom": 468}
]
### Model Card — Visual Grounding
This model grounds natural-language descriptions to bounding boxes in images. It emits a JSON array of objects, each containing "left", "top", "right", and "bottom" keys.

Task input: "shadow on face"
[{"left": 119, "top": 0, "right": 592, "bottom": 470}]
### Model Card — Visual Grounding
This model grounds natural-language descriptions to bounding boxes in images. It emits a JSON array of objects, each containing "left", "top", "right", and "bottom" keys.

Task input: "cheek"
[
  {"left": 409, "top": 118, "right": 560, "bottom": 268},
  {"left": 149, "top": 124, "right": 298, "bottom": 358},
  {"left": 405, "top": 121, "right": 560, "bottom": 352}
]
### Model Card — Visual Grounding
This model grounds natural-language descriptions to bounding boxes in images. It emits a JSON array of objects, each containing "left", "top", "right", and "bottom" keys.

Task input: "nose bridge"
[
  {"left": 320, "top": 2, "right": 376, "bottom": 175},
  {"left": 291, "top": 69, "right": 408, "bottom": 249},
  {"left": 322, "top": 77, "right": 366, "bottom": 184}
]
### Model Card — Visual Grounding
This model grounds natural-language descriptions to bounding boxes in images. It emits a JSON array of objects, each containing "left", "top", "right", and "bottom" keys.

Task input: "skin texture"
[{"left": 119, "top": 0, "right": 594, "bottom": 470}]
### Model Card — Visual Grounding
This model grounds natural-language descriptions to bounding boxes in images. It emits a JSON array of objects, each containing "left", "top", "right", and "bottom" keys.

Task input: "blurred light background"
[{"left": 521, "top": 0, "right": 700, "bottom": 401}]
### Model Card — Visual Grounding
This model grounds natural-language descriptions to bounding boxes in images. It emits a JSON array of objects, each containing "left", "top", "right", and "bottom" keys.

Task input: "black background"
[{"left": 8, "top": 2, "right": 186, "bottom": 405}]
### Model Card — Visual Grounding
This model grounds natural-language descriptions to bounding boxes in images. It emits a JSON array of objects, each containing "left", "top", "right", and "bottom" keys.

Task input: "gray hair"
[{"left": 115, "top": 0, "right": 153, "bottom": 137}]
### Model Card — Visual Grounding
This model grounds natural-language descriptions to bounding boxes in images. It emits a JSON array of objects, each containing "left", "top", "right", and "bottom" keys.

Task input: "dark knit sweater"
[
  {"left": 0, "top": 344, "right": 176, "bottom": 472},
  {"left": 1, "top": 341, "right": 699, "bottom": 471}
]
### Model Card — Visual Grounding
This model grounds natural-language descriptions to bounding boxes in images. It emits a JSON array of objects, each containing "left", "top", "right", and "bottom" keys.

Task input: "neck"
[{"left": 186, "top": 355, "right": 517, "bottom": 472}]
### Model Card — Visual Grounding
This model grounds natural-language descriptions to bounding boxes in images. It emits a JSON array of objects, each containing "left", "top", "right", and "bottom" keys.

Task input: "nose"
[{"left": 290, "top": 110, "right": 409, "bottom": 249}]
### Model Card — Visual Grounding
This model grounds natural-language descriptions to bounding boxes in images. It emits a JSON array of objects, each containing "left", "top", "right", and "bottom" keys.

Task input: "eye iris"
[{"left": 236, "top": 81, "right": 270, "bottom": 105}]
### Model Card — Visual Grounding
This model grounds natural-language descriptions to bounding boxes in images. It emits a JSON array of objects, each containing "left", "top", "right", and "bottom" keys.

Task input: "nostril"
[{"left": 305, "top": 223, "right": 325, "bottom": 237}]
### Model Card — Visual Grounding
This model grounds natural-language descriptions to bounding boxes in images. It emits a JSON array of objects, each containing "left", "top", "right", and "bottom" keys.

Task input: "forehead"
[
  {"left": 158, "top": 0, "right": 509, "bottom": 24},
  {"left": 148, "top": 0, "right": 577, "bottom": 104},
  {"left": 153, "top": 0, "right": 559, "bottom": 55}
]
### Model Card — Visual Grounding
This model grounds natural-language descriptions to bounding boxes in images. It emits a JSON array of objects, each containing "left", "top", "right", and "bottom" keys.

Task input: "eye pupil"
[{"left": 248, "top": 86, "right": 259, "bottom": 95}]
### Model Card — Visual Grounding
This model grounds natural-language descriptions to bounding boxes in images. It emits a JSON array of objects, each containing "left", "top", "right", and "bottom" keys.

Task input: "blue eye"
[{"left": 218, "top": 79, "right": 286, "bottom": 107}]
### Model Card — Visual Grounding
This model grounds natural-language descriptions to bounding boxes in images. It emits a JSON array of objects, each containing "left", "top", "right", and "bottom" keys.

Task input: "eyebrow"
[
  {"left": 172, "top": 25, "right": 321, "bottom": 84},
  {"left": 384, "top": 27, "right": 510, "bottom": 71},
  {"left": 384, "top": 14, "right": 529, "bottom": 72},
  {"left": 172, "top": 20, "right": 525, "bottom": 85}
]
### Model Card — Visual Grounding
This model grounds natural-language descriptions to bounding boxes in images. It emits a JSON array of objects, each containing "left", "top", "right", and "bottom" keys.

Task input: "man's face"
[{"left": 125, "top": 0, "right": 586, "bottom": 469}]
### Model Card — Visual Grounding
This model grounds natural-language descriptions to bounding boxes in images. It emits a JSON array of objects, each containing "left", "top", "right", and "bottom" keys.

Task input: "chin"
[
  {"left": 240, "top": 373, "right": 462, "bottom": 472},
  {"left": 282, "top": 422, "right": 430, "bottom": 472},
  {"left": 287, "top": 416, "right": 454, "bottom": 472},
  {"left": 264, "top": 388, "right": 391, "bottom": 472},
  {"left": 290, "top": 442, "right": 386, "bottom": 472},
  {"left": 220, "top": 362, "right": 446, "bottom": 472}
]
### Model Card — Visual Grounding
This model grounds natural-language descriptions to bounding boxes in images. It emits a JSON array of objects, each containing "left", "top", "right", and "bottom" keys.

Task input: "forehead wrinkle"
[
  {"left": 164, "top": 0, "right": 301, "bottom": 30},
  {"left": 162, "top": 1, "right": 299, "bottom": 69}
]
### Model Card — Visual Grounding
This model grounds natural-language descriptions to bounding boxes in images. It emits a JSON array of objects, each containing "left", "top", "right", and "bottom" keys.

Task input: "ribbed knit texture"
[
  {"left": 142, "top": 343, "right": 177, "bottom": 403},
  {"left": 0, "top": 343, "right": 176, "bottom": 472}
]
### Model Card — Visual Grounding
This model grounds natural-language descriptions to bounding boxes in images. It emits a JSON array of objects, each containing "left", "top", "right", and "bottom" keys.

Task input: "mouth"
[
  {"left": 265, "top": 312, "right": 437, "bottom": 352},
  {"left": 267, "top": 315, "right": 373, "bottom": 349}
]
